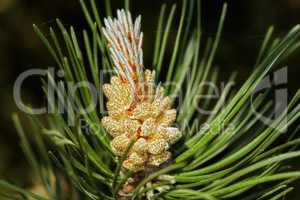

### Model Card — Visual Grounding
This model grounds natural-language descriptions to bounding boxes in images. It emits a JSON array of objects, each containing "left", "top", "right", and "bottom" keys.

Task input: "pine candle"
[{"left": 101, "top": 9, "right": 182, "bottom": 172}]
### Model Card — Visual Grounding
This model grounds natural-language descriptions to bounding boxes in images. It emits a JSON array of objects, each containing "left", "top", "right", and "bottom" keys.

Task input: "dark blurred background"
[{"left": 0, "top": 0, "right": 299, "bottom": 199}]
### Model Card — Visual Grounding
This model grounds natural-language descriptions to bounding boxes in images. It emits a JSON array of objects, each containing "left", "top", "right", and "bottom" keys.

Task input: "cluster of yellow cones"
[{"left": 101, "top": 9, "right": 182, "bottom": 172}]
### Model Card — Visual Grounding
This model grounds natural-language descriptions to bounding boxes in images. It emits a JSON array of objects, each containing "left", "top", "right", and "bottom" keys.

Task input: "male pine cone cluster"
[{"left": 101, "top": 9, "right": 182, "bottom": 172}]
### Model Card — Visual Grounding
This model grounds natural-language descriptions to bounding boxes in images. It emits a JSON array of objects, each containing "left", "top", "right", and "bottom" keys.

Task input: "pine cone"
[{"left": 101, "top": 9, "right": 182, "bottom": 172}]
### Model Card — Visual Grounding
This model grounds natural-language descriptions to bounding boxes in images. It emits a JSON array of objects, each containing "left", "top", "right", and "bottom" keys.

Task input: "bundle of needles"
[{"left": 1, "top": 0, "right": 300, "bottom": 200}]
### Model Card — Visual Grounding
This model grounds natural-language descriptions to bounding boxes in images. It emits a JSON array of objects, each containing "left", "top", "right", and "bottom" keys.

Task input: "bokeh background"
[{"left": 0, "top": 0, "right": 299, "bottom": 199}]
